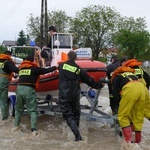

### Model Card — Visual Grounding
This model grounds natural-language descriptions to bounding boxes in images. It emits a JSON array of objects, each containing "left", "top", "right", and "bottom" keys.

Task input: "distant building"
[{"left": 2, "top": 40, "right": 17, "bottom": 50}]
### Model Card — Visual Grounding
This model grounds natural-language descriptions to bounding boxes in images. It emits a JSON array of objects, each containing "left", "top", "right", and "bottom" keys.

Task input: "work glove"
[
  {"left": 97, "top": 81, "right": 105, "bottom": 89},
  {"left": 98, "top": 78, "right": 109, "bottom": 88},
  {"left": 51, "top": 66, "right": 57, "bottom": 70},
  {"left": 14, "top": 74, "right": 18, "bottom": 79},
  {"left": 99, "top": 78, "right": 110, "bottom": 84}
]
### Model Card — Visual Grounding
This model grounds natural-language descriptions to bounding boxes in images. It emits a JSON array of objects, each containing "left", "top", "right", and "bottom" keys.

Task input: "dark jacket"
[
  {"left": 58, "top": 60, "right": 102, "bottom": 96},
  {"left": 0, "top": 59, "right": 19, "bottom": 74},
  {"left": 18, "top": 61, "right": 56, "bottom": 88},
  {"left": 106, "top": 61, "right": 120, "bottom": 79},
  {"left": 112, "top": 73, "right": 138, "bottom": 107},
  {"left": 58, "top": 60, "right": 102, "bottom": 89}
]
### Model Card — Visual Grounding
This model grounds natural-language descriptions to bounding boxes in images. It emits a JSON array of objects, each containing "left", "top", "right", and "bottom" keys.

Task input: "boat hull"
[{"left": 9, "top": 60, "right": 106, "bottom": 99}]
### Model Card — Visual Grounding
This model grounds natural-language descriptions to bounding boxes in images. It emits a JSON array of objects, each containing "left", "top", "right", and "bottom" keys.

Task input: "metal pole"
[
  {"left": 45, "top": 0, "right": 48, "bottom": 45},
  {"left": 40, "top": 0, "right": 44, "bottom": 47}
]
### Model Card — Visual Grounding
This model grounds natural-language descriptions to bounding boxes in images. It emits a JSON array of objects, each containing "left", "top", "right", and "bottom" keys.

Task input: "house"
[{"left": 2, "top": 40, "right": 17, "bottom": 50}]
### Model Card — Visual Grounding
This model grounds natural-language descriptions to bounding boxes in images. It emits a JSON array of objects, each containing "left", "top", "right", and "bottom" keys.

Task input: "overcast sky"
[{"left": 0, "top": 0, "right": 150, "bottom": 43}]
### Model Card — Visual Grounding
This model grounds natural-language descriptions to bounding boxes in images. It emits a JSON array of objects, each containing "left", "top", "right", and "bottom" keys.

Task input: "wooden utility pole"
[
  {"left": 40, "top": 0, "right": 48, "bottom": 47},
  {"left": 45, "top": 0, "right": 48, "bottom": 45}
]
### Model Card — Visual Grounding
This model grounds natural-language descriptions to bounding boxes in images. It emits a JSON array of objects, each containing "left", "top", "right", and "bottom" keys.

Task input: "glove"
[
  {"left": 51, "top": 66, "right": 57, "bottom": 70},
  {"left": 97, "top": 81, "right": 105, "bottom": 89},
  {"left": 99, "top": 78, "right": 110, "bottom": 83},
  {"left": 14, "top": 74, "right": 18, "bottom": 79},
  {"left": 101, "top": 82, "right": 105, "bottom": 88}
]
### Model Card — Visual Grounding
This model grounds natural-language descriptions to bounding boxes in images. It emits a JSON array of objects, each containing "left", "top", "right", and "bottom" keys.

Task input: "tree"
[
  {"left": 0, "top": 45, "right": 7, "bottom": 54},
  {"left": 112, "top": 17, "right": 150, "bottom": 58},
  {"left": 47, "top": 9, "right": 72, "bottom": 32},
  {"left": 26, "top": 10, "right": 72, "bottom": 47},
  {"left": 69, "top": 5, "right": 121, "bottom": 60},
  {"left": 26, "top": 14, "right": 41, "bottom": 45},
  {"left": 17, "top": 30, "right": 27, "bottom": 46}
]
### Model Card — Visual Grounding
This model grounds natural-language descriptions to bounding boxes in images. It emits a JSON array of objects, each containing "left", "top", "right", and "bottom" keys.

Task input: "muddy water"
[{"left": 0, "top": 85, "right": 150, "bottom": 150}]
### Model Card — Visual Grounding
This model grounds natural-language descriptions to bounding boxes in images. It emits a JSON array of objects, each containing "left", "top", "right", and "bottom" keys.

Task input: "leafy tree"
[
  {"left": 69, "top": 5, "right": 121, "bottom": 60},
  {"left": 112, "top": 17, "right": 150, "bottom": 58},
  {"left": 138, "top": 46, "right": 150, "bottom": 61},
  {"left": 26, "top": 10, "right": 71, "bottom": 47},
  {"left": 26, "top": 5, "right": 150, "bottom": 60},
  {"left": 47, "top": 9, "right": 72, "bottom": 32},
  {"left": 17, "top": 30, "right": 27, "bottom": 46},
  {"left": 0, "top": 45, "right": 7, "bottom": 54},
  {"left": 26, "top": 14, "right": 41, "bottom": 45}
]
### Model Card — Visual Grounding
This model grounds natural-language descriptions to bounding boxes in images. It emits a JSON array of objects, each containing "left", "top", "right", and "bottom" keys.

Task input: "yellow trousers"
[
  {"left": 118, "top": 81, "right": 145, "bottom": 131},
  {"left": 138, "top": 78, "right": 150, "bottom": 119}
]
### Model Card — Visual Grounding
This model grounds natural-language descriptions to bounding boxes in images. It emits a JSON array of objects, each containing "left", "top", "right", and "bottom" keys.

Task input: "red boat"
[
  {"left": 8, "top": 33, "right": 107, "bottom": 116},
  {"left": 9, "top": 59, "right": 106, "bottom": 97},
  {"left": 9, "top": 33, "right": 106, "bottom": 97}
]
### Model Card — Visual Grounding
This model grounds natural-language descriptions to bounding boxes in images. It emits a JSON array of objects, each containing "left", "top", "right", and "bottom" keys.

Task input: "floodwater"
[{"left": 0, "top": 85, "right": 150, "bottom": 150}]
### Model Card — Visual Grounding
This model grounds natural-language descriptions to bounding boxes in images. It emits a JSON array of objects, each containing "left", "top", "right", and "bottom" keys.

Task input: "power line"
[{"left": 0, "top": 0, "right": 26, "bottom": 24}]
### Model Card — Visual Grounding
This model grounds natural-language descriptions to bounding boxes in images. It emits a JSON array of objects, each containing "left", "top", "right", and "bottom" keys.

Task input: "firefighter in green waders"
[
  {"left": 12, "top": 55, "right": 57, "bottom": 136},
  {"left": 111, "top": 66, "right": 145, "bottom": 150},
  {"left": 124, "top": 59, "right": 150, "bottom": 144},
  {"left": 0, "top": 51, "right": 19, "bottom": 121}
]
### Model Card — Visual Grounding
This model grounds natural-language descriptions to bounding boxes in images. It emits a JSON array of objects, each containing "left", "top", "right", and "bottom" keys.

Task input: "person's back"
[
  {"left": 0, "top": 51, "right": 18, "bottom": 84},
  {"left": 0, "top": 51, "right": 18, "bottom": 121},
  {"left": 18, "top": 55, "right": 56, "bottom": 88},
  {"left": 58, "top": 51, "right": 103, "bottom": 141}
]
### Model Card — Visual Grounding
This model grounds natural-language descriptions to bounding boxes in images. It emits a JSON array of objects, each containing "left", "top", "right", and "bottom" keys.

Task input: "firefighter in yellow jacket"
[{"left": 111, "top": 66, "right": 145, "bottom": 149}]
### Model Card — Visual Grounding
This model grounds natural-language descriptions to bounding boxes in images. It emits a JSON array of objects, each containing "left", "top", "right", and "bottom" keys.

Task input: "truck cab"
[{"left": 50, "top": 33, "right": 73, "bottom": 67}]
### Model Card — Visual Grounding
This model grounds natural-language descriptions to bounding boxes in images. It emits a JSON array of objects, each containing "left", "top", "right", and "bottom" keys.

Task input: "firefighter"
[
  {"left": 111, "top": 66, "right": 145, "bottom": 149},
  {"left": 0, "top": 51, "right": 19, "bottom": 121},
  {"left": 106, "top": 55, "right": 120, "bottom": 114},
  {"left": 58, "top": 51, "right": 104, "bottom": 141},
  {"left": 124, "top": 59, "right": 150, "bottom": 143},
  {"left": 124, "top": 58, "right": 150, "bottom": 90},
  {"left": 13, "top": 55, "right": 57, "bottom": 136}
]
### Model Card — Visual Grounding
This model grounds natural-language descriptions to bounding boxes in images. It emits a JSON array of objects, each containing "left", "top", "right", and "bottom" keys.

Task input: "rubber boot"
[
  {"left": 135, "top": 131, "right": 141, "bottom": 143},
  {"left": 122, "top": 126, "right": 133, "bottom": 142},
  {"left": 66, "top": 118, "right": 82, "bottom": 141}
]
